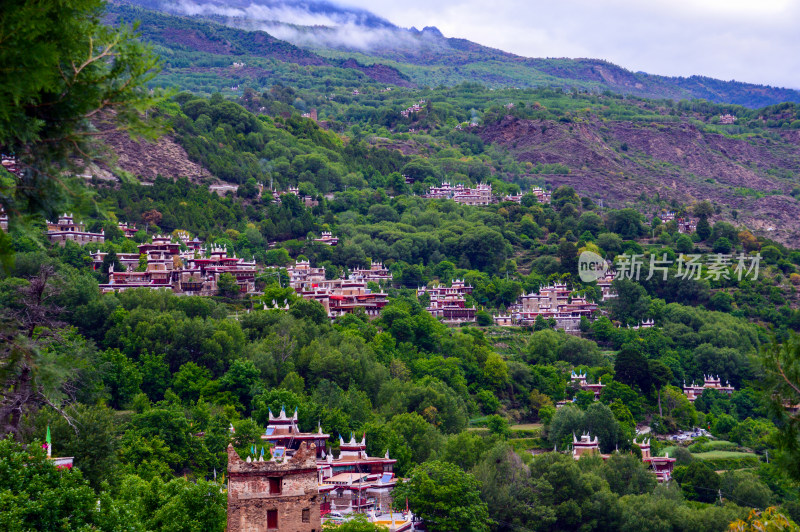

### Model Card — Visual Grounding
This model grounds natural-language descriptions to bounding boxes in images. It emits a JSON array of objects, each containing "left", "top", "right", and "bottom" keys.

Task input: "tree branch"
[{"left": 41, "top": 396, "right": 79, "bottom": 435}]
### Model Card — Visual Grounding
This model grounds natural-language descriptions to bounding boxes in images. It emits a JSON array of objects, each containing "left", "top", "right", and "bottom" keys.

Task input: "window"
[
  {"left": 302, "top": 508, "right": 310, "bottom": 523},
  {"left": 269, "top": 477, "right": 281, "bottom": 494},
  {"left": 267, "top": 509, "right": 278, "bottom": 529}
]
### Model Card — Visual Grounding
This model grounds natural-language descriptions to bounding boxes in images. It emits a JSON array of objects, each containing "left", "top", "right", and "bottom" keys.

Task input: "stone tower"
[{"left": 227, "top": 441, "right": 321, "bottom": 532}]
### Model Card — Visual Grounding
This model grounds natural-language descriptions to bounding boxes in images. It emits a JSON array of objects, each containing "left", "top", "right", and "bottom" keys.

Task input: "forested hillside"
[
  {"left": 99, "top": 82, "right": 800, "bottom": 245},
  {"left": 115, "top": 0, "right": 800, "bottom": 108},
  {"left": 3, "top": 1, "right": 800, "bottom": 532}
]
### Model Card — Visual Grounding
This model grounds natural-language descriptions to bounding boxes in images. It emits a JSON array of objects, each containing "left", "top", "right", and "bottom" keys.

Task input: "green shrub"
[{"left": 508, "top": 437, "right": 546, "bottom": 454}]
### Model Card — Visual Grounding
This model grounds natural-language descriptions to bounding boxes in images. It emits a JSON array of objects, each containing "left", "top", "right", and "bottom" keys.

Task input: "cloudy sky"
[{"left": 339, "top": 0, "right": 800, "bottom": 88}]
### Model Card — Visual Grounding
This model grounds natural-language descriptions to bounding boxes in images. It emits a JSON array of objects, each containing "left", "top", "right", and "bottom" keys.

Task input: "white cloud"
[
  {"left": 341, "top": 0, "right": 800, "bottom": 88},
  {"left": 165, "top": 0, "right": 417, "bottom": 51},
  {"left": 163, "top": 0, "right": 800, "bottom": 87}
]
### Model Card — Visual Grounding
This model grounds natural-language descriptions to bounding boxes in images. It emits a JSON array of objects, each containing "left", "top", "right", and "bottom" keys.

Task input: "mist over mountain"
[
  {"left": 115, "top": 0, "right": 800, "bottom": 107},
  {"left": 133, "top": 0, "right": 395, "bottom": 28},
  {"left": 122, "top": 0, "right": 460, "bottom": 55}
]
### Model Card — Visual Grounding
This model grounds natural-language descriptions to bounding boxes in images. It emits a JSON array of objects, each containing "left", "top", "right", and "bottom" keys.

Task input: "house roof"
[{"left": 323, "top": 473, "right": 371, "bottom": 484}]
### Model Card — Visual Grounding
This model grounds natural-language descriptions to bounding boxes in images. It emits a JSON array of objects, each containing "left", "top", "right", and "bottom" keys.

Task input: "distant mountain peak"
[
  {"left": 409, "top": 25, "right": 443, "bottom": 37},
  {"left": 116, "top": 0, "right": 800, "bottom": 107}
]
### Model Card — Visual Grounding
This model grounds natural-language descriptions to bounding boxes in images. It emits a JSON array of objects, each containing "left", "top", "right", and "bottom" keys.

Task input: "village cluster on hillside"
[
  {"left": 423, "top": 182, "right": 550, "bottom": 205},
  {"left": 38, "top": 207, "right": 634, "bottom": 335}
]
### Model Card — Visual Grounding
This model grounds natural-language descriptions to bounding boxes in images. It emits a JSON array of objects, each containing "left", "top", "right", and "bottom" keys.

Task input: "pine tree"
[
  {"left": 0, "top": 0, "right": 165, "bottom": 272},
  {"left": 696, "top": 216, "right": 712, "bottom": 240}
]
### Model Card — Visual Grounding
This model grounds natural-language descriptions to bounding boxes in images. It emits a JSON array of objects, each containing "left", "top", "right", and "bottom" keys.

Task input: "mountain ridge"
[{"left": 114, "top": 0, "right": 800, "bottom": 107}]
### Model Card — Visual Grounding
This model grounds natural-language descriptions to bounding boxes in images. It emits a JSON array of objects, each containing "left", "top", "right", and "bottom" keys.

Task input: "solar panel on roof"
[
  {"left": 265, "top": 427, "right": 275, "bottom": 435},
  {"left": 380, "top": 473, "right": 392, "bottom": 483}
]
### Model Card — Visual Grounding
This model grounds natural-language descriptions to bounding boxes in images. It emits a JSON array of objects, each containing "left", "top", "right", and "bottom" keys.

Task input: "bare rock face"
[
  {"left": 339, "top": 58, "right": 415, "bottom": 87},
  {"left": 99, "top": 130, "right": 212, "bottom": 183},
  {"left": 480, "top": 116, "right": 800, "bottom": 245}
]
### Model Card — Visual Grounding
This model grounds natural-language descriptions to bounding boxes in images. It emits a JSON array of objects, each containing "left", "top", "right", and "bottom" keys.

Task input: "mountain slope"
[
  {"left": 107, "top": 3, "right": 412, "bottom": 90},
  {"left": 116, "top": 0, "right": 800, "bottom": 108},
  {"left": 479, "top": 114, "right": 800, "bottom": 243}
]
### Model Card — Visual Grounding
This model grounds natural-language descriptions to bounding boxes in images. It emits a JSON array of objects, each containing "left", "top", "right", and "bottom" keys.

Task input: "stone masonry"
[{"left": 227, "top": 442, "right": 321, "bottom": 532}]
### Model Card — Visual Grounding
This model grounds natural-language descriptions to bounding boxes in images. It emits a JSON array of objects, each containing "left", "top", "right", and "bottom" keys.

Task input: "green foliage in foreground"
[
  {"left": 0, "top": 0, "right": 166, "bottom": 274},
  {"left": 0, "top": 437, "right": 226, "bottom": 532},
  {"left": 3, "top": 4, "right": 800, "bottom": 530},
  {"left": 393, "top": 460, "right": 491, "bottom": 532}
]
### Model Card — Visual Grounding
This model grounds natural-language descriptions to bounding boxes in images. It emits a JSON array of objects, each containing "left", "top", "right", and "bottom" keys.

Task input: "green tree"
[
  {"left": 217, "top": 272, "right": 241, "bottom": 297},
  {"left": 597, "top": 232, "right": 624, "bottom": 256},
  {"left": 116, "top": 474, "right": 226, "bottom": 531},
  {"left": 0, "top": 436, "right": 129, "bottom": 530},
  {"left": 0, "top": 0, "right": 164, "bottom": 271},
  {"left": 526, "top": 329, "right": 562, "bottom": 365},
  {"left": 401, "top": 158, "right": 437, "bottom": 182},
  {"left": 101, "top": 250, "right": 123, "bottom": 280},
  {"left": 600, "top": 453, "right": 656, "bottom": 496},
  {"left": 548, "top": 404, "right": 584, "bottom": 450},
  {"left": 601, "top": 381, "right": 645, "bottom": 420},
  {"left": 558, "top": 240, "right": 579, "bottom": 273},
  {"left": 696, "top": 217, "right": 712, "bottom": 241},
  {"left": 0, "top": 271, "right": 95, "bottom": 438},
  {"left": 473, "top": 444, "right": 557, "bottom": 531},
  {"left": 100, "top": 348, "right": 142, "bottom": 409},
  {"left": 609, "top": 278, "right": 651, "bottom": 326},
  {"left": 615, "top": 347, "right": 651, "bottom": 392},
  {"left": 475, "top": 310, "right": 493, "bottom": 326},
  {"left": 387, "top": 412, "right": 443, "bottom": 466},
  {"left": 219, "top": 359, "right": 262, "bottom": 412},
  {"left": 710, "top": 291, "right": 734, "bottom": 312},
  {"left": 486, "top": 415, "right": 511, "bottom": 439},
  {"left": 578, "top": 212, "right": 605, "bottom": 237},
  {"left": 713, "top": 237, "right": 732, "bottom": 254},
  {"left": 139, "top": 353, "right": 172, "bottom": 402},
  {"left": 483, "top": 352, "right": 509, "bottom": 392},
  {"left": 720, "top": 471, "right": 773, "bottom": 510},
  {"left": 393, "top": 460, "right": 491, "bottom": 532},
  {"left": 693, "top": 201, "right": 714, "bottom": 218},
  {"left": 583, "top": 402, "right": 624, "bottom": 453},
  {"left": 172, "top": 362, "right": 215, "bottom": 404},
  {"left": 27, "top": 403, "right": 120, "bottom": 490},
  {"left": 676, "top": 460, "right": 720, "bottom": 502},
  {"left": 761, "top": 333, "right": 800, "bottom": 480},
  {"left": 440, "top": 431, "right": 492, "bottom": 471},
  {"left": 660, "top": 386, "right": 698, "bottom": 431},
  {"left": 551, "top": 186, "right": 579, "bottom": 210},
  {"left": 607, "top": 209, "right": 644, "bottom": 239},
  {"left": 676, "top": 234, "right": 694, "bottom": 254},
  {"left": 290, "top": 298, "right": 328, "bottom": 325},
  {"left": 648, "top": 359, "right": 674, "bottom": 417}
]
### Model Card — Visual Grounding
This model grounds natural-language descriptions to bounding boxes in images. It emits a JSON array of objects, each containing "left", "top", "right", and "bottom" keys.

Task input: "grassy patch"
[
  {"left": 511, "top": 424, "right": 542, "bottom": 438},
  {"left": 694, "top": 450, "right": 754, "bottom": 459},
  {"left": 692, "top": 450, "right": 760, "bottom": 470},
  {"left": 511, "top": 423, "right": 543, "bottom": 431},
  {"left": 509, "top": 437, "right": 547, "bottom": 454},
  {"left": 689, "top": 440, "right": 738, "bottom": 453}
]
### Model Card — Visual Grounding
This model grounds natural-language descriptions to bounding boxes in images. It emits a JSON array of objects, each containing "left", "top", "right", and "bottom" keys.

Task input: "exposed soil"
[
  {"left": 480, "top": 115, "right": 800, "bottom": 244},
  {"left": 338, "top": 59, "right": 415, "bottom": 88},
  {"left": 96, "top": 128, "right": 211, "bottom": 183}
]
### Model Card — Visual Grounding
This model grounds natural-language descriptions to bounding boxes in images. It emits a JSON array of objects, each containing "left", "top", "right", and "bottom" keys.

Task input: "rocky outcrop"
[
  {"left": 95, "top": 128, "right": 212, "bottom": 184},
  {"left": 480, "top": 115, "right": 800, "bottom": 244}
]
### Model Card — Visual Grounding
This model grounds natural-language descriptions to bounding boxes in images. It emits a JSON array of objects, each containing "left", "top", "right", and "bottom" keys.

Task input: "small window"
[
  {"left": 302, "top": 508, "right": 310, "bottom": 523},
  {"left": 269, "top": 477, "right": 281, "bottom": 494},
  {"left": 267, "top": 509, "right": 278, "bottom": 529}
]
